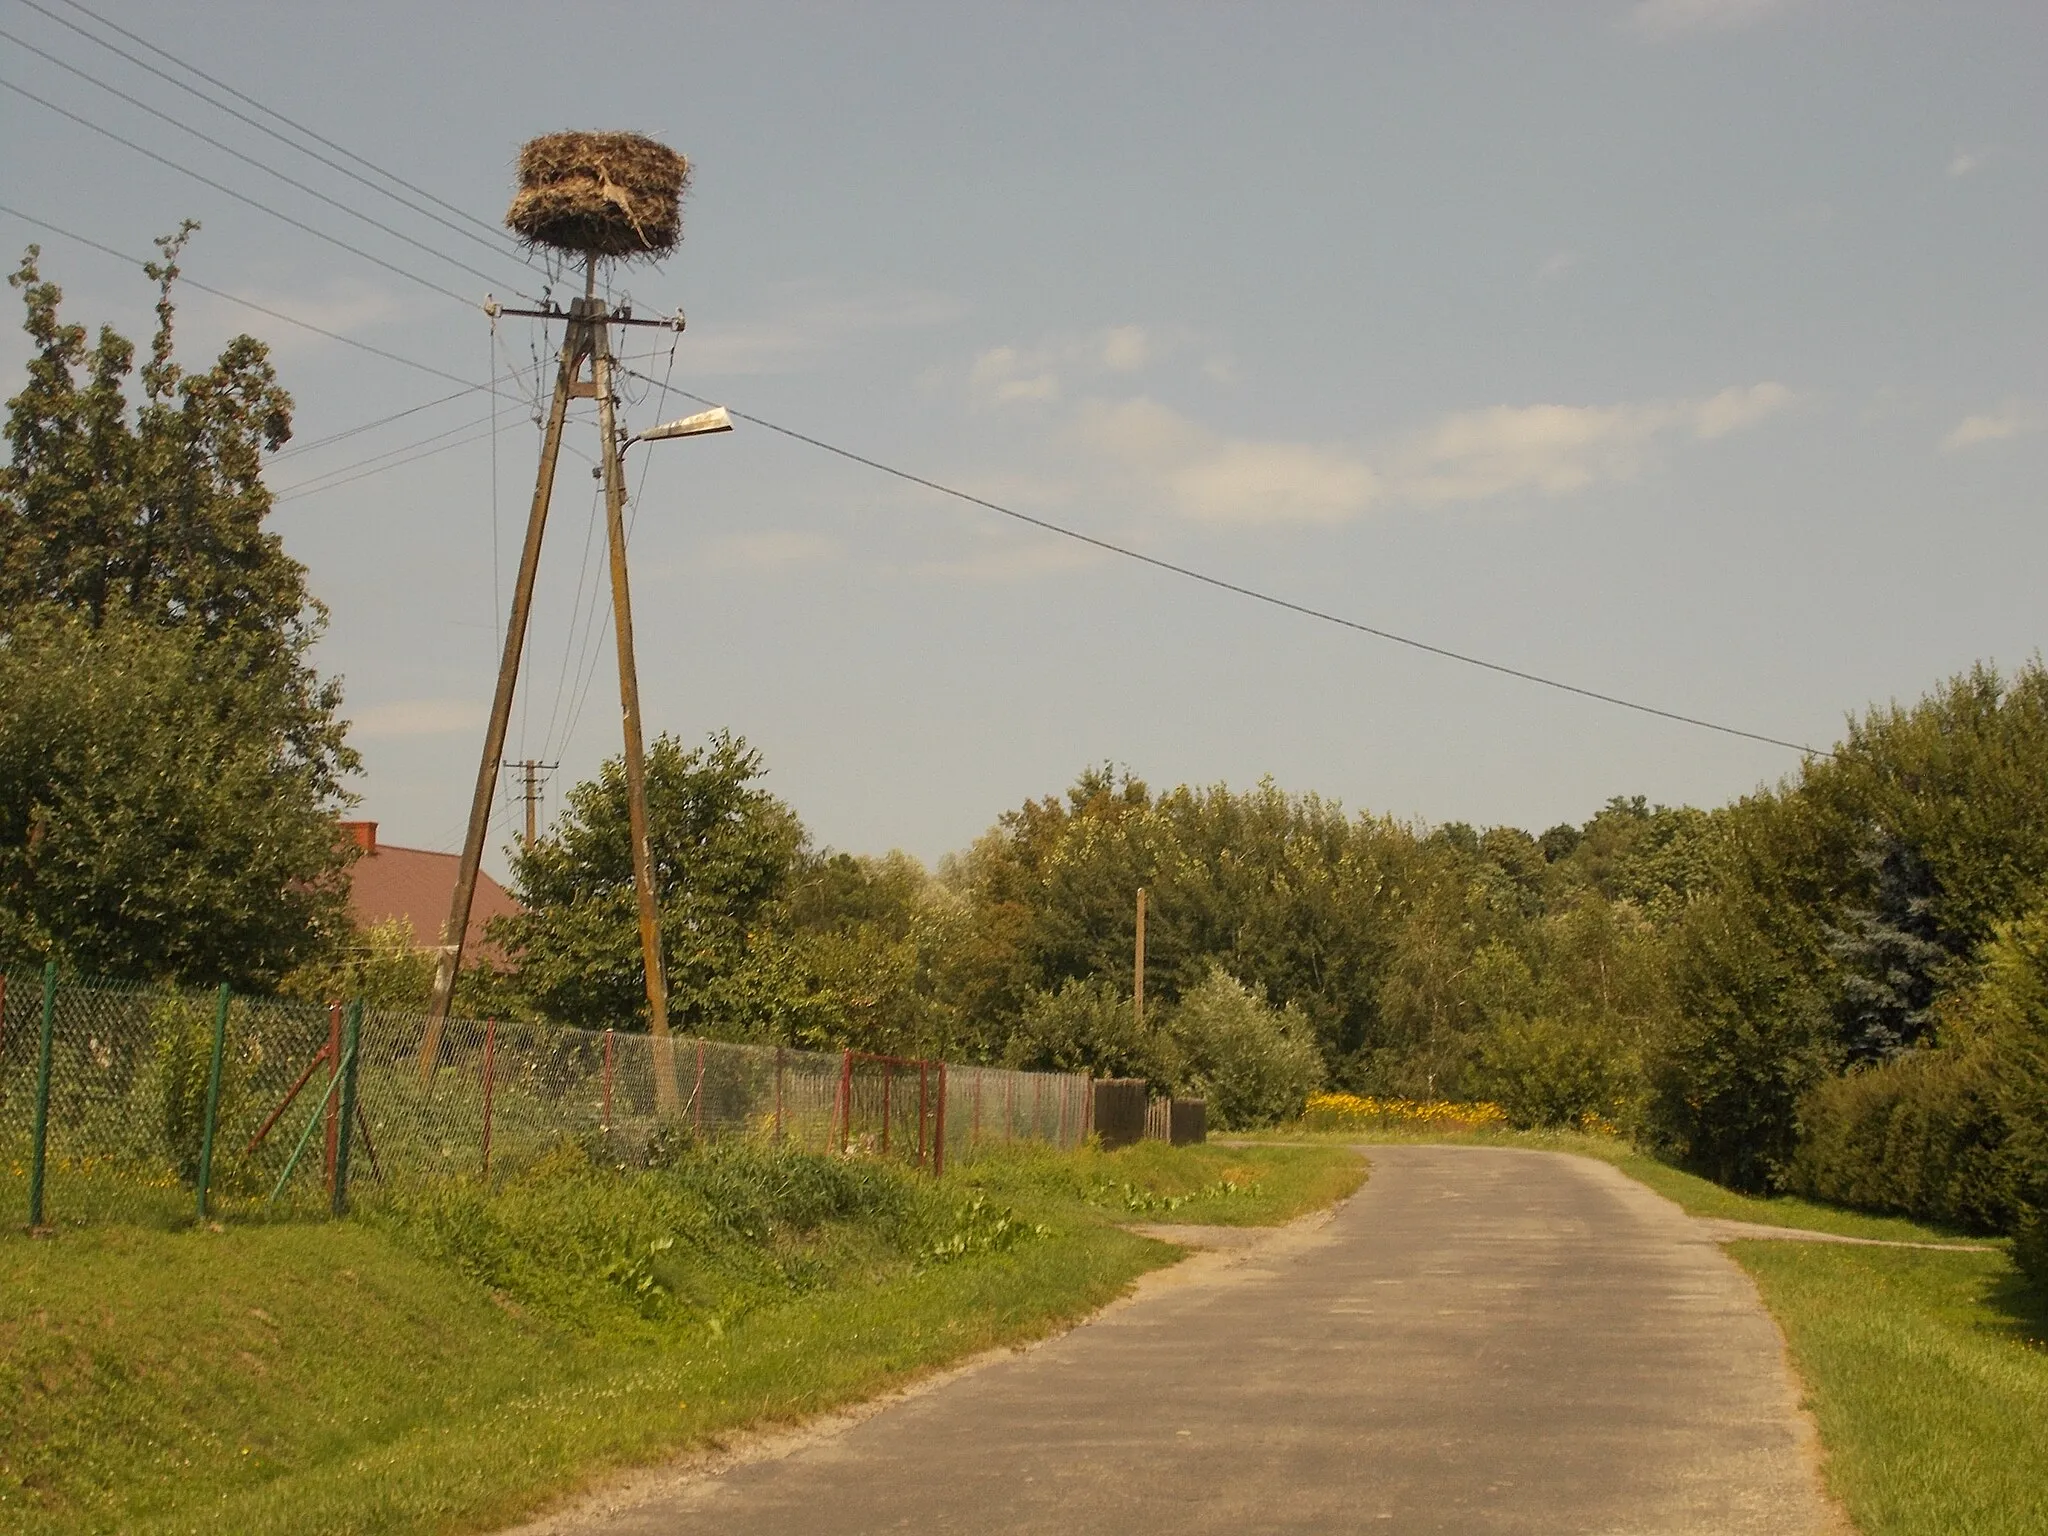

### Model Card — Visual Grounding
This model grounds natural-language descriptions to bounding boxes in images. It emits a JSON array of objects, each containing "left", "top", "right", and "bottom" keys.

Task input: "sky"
[{"left": 4, "top": 0, "right": 2045, "bottom": 879}]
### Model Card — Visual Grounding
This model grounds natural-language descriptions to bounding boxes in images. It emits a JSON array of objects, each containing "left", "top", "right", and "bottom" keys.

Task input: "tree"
[
  {"left": 0, "top": 237, "right": 356, "bottom": 987},
  {"left": 498, "top": 732, "right": 807, "bottom": 1033},
  {"left": 0, "top": 611, "right": 352, "bottom": 987}
]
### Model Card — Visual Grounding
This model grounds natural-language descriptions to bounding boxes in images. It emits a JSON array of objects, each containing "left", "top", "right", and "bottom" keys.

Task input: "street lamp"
[{"left": 626, "top": 405, "right": 733, "bottom": 447}]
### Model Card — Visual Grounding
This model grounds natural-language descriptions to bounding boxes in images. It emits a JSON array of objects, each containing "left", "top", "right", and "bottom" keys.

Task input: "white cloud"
[
  {"left": 1941, "top": 400, "right": 2045, "bottom": 452},
  {"left": 1077, "top": 397, "right": 1380, "bottom": 527},
  {"left": 1534, "top": 250, "right": 1578, "bottom": 284},
  {"left": 1692, "top": 381, "right": 1796, "bottom": 438},
  {"left": 913, "top": 537, "right": 1105, "bottom": 583},
  {"left": 703, "top": 530, "right": 842, "bottom": 568},
  {"left": 1385, "top": 383, "right": 1796, "bottom": 505},
  {"left": 970, "top": 326, "right": 1159, "bottom": 407},
  {"left": 1626, "top": 0, "right": 1790, "bottom": 36},
  {"left": 1947, "top": 150, "right": 1986, "bottom": 179},
  {"left": 1100, "top": 325, "right": 1149, "bottom": 372},
  {"left": 351, "top": 698, "right": 485, "bottom": 738}
]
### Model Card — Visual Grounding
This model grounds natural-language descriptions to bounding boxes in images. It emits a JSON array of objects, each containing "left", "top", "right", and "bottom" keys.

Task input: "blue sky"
[{"left": 4, "top": 0, "right": 2044, "bottom": 876}]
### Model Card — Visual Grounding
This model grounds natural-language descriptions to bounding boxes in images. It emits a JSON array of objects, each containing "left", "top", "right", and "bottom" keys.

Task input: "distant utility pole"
[
  {"left": 502, "top": 758, "right": 558, "bottom": 849},
  {"left": 1134, "top": 886, "right": 1147, "bottom": 1030}
]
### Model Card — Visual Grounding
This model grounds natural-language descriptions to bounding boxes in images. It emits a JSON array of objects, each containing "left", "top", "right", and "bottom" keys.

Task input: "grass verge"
[
  {"left": 0, "top": 1138, "right": 1361, "bottom": 1536},
  {"left": 1732, "top": 1241, "right": 2048, "bottom": 1536}
]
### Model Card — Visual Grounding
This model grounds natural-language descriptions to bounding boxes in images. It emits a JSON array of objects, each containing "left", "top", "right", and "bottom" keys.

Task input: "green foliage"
[
  {"left": 0, "top": 611, "right": 353, "bottom": 988},
  {"left": 0, "top": 239, "right": 355, "bottom": 990},
  {"left": 498, "top": 732, "right": 806, "bottom": 1034},
  {"left": 1164, "top": 966, "right": 1325, "bottom": 1129},
  {"left": 921, "top": 1192, "right": 1047, "bottom": 1264},
  {"left": 1003, "top": 976, "right": 1174, "bottom": 1085},
  {"left": 378, "top": 1137, "right": 920, "bottom": 1334},
  {"left": 1787, "top": 1048, "right": 2016, "bottom": 1234},
  {"left": 151, "top": 994, "right": 233, "bottom": 1187},
  {"left": 1644, "top": 893, "right": 1837, "bottom": 1190},
  {"left": 1479, "top": 1015, "right": 1635, "bottom": 1130}
]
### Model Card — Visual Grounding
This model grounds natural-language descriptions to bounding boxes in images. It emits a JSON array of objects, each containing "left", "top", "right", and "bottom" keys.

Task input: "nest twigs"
[{"left": 506, "top": 131, "right": 689, "bottom": 262}]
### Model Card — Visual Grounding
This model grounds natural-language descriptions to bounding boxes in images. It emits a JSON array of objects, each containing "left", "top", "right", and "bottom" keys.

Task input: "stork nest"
[{"left": 506, "top": 131, "right": 689, "bottom": 261}]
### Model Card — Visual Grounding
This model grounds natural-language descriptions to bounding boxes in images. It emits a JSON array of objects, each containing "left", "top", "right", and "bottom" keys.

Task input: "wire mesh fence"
[{"left": 0, "top": 968, "right": 1094, "bottom": 1232}]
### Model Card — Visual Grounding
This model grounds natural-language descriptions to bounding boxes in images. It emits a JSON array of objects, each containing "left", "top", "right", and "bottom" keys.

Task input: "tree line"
[{"left": 4, "top": 241, "right": 2043, "bottom": 1283}]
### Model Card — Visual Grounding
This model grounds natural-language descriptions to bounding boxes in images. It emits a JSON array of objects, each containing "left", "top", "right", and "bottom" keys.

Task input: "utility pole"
[
  {"left": 1134, "top": 886, "right": 1147, "bottom": 1030},
  {"left": 503, "top": 758, "right": 557, "bottom": 849},
  {"left": 420, "top": 262, "right": 686, "bottom": 1112}
]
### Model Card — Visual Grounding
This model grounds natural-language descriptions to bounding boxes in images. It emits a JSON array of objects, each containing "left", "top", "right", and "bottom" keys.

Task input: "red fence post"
[
  {"left": 480, "top": 1018, "right": 497, "bottom": 1178},
  {"left": 917, "top": 1062, "right": 929, "bottom": 1169},
  {"left": 838, "top": 1049, "right": 853, "bottom": 1153},
  {"left": 934, "top": 1063, "right": 947, "bottom": 1178},
  {"left": 602, "top": 1028, "right": 613, "bottom": 1132},
  {"left": 324, "top": 1000, "right": 342, "bottom": 1188}
]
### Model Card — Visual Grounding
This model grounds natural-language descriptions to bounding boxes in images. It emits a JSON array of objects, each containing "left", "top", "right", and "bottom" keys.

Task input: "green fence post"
[
  {"left": 331, "top": 999, "right": 363, "bottom": 1217},
  {"left": 194, "top": 982, "right": 232, "bottom": 1222},
  {"left": 26, "top": 962, "right": 57, "bottom": 1229}
]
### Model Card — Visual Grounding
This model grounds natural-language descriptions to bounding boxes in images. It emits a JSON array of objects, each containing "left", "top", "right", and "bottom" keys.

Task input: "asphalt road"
[{"left": 548, "top": 1145, "right": 1839, "bottom": 1535}]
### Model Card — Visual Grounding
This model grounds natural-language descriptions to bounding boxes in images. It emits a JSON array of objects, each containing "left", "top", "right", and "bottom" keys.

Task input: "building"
[{"left": 338, "top": 821, "right": 521, "bottom": 965}]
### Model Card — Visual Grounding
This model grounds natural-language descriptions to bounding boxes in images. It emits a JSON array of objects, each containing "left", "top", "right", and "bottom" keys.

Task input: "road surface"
[{"left": 531, "top": 1144, "right": 1839, "bottom": 1535}]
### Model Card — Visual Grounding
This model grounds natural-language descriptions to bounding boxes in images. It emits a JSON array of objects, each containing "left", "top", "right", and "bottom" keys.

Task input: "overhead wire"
[
  {"left": 0, "top": 81, "right": 479, "bottom": 307},
  {"left": 621, "top": 369, "right": 1830, "bottom": 759},
  {"left": 19, "top": 0, "right": 534, "bottom": 275},
  {"left": 0, "top": 203, "right": 499, "bottom": 389},
  {"left": 0, "top": 25, "right": 529, "bottom": 295},
  {"left": 554, "top": 337, "right": 681, "bottom": 758}
]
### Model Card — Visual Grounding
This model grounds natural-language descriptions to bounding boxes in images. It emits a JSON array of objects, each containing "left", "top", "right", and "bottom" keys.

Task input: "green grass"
[
  {"left": 0, "top": 1138, "right": 1362, "bottom": 1536},
  {"left": 1733, "top": 1242, "right": 2048, "bottom": 1536}
]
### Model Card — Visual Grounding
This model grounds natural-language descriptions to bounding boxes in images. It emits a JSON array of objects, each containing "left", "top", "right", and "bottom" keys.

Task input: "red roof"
[{"left": 339, "top": 821, "right": 522, "bottom": 965}]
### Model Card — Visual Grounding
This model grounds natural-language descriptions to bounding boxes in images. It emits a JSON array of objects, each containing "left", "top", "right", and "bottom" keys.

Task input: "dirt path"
[{"left": 514, "top": 1145, "right": 1841, "bottom": 1534}]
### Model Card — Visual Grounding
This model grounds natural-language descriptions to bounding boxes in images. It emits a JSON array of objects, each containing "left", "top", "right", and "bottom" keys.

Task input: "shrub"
[
  {"left": 1477, "top": 1015, "right": 1637, "bottom": 1130},
  {"left": 1165, "top": 967, "right": 1324, "bottom": 1130},
  {"left": 1787, "top": 1049, "right": 2016, "bottom": 1233},
  {"left": 1003, "top": 976, "right": 1177, "bottom": 1087}
]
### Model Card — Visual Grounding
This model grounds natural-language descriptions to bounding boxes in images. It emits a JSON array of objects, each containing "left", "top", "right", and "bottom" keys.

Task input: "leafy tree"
[
  {"left": 1643, "top": 891, "right": 1837, "bottom": 1190},
  {"left": 498, "top": 732, "right": 806, "bottom": 1034},
  {"left": 0, "top": 237, "right": 354, "bottom": 987},
  {"left": 1165, "top": 967, "right": 1324, "bottom": 1129},
  {"left": 0, "top": 590, "right": 351, "bottom": 989},
  {"left": 1003, "top": 976, "right": 1177, "bottom": 1086}
]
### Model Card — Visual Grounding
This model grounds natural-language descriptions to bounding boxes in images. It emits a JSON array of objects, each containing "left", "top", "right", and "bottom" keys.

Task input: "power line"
[
  {"left": 0, "top": 25, "right": 528, "bottom": 295},
  {"left": 19, "top": 0, "right": 531, "bottom": 272},
  {"left": 624, "top": 370, "right": 1830, "bottom": 759},
  {"left": 0, "top": 75, "right": 477, "bottom": 307},
  {"left": 0, "top": 203, "right": 495, "bottom": 390},
  {"left": 273, "top": 419, "right": 510, "bottom": 504}
]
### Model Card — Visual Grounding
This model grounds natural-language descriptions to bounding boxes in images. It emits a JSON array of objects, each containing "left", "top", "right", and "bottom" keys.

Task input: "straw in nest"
[{"left": 506, "top": 131, "right": 689, "bottom": 261}]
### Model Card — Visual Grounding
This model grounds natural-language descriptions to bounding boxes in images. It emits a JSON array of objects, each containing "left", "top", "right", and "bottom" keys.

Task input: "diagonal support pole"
[{"left": 420, "top": 310, "right": 587, "bottom": 1075}]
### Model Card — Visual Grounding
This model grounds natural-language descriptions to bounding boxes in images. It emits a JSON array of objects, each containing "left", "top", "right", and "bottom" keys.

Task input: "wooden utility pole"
[
  {"left": 420, "top": 265, "right": 682, "bottom": 1112},
  {"left": 1134, "top": 886, "right": 1147, "bottom": 1030},
  {"left": 507, "top": 759, "right": 556, "bottom": 849}
]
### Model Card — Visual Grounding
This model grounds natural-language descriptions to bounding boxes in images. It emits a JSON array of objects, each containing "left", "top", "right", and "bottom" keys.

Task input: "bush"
[
  {"left": 1003, "top": 976, "right": 1177, "bottom": 1087},
  {"left": 1787, "top": 1049, "right": 2016, "bottom": 1233},
  {"left": 1478, "top": 1015, "right": 1636, "bottom": 1130},
  {"left": 1165, "top": 966, "right": 1324, "bottom": 1130}
]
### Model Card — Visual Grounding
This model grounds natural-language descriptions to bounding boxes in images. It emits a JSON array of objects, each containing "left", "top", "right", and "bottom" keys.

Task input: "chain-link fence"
[{"left": 0, "top": 967, "right": 1093, "bottom": 1232}]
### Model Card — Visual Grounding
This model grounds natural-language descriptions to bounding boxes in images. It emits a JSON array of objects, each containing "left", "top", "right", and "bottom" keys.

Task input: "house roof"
[{"left": 338, "top": 821, "right": 521, "bottom": 963}]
